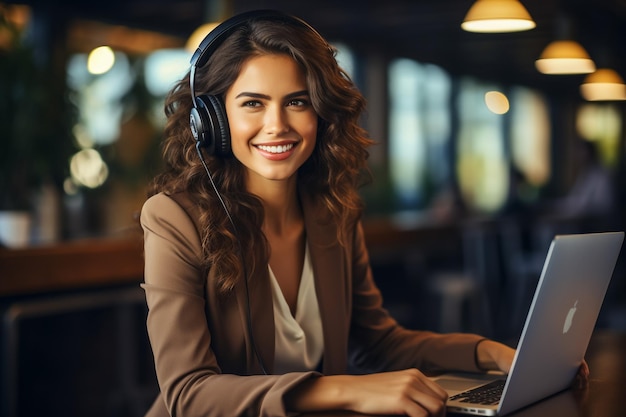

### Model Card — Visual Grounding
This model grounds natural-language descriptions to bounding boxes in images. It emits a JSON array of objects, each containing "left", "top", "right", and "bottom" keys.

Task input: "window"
[
  {"left": 388, "top": 58, "right": 451, "bottom": 211},
  {"left": 510, "top": 87, "right": 551, "bottom": 187},
  {"left": 455, "top": 78, "right": 508, "bottom": 213},
  {"left": 576, "top": 103, "right": 622, "bottom": 167}
]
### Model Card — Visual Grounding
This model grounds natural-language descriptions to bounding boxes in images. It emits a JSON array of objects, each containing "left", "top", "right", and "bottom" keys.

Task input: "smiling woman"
[{"left": 138, "top": 9, "right": 517, "bottom": 417}]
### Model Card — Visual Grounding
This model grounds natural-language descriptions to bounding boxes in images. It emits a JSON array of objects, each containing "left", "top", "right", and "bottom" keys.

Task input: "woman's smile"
[
  {"left": 254, "top": 141, "right": 298, "bottom": 160},
  {"left": 224, "top": 53, "right": 317, "bottom": 187}
]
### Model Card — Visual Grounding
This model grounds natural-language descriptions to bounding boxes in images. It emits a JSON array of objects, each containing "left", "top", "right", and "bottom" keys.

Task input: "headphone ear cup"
[
  {"left": 190, "top": 97, "right": 211, "bottom": 151},
  {"left": 205, "top": 95, "right": 231, "bottom": 157},
  {"left": 190, "top": 95, "right": 231, "bottom": 156}
]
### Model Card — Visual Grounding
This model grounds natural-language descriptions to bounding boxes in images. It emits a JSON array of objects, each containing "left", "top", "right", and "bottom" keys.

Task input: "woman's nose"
[{"left": 264, "top": 106, "right": 289, "bottom": 135}]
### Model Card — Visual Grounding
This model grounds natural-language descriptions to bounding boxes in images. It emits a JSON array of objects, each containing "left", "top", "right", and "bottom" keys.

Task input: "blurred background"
[{"left": 1, "top": 0, "right": 625, "bottom": 416}]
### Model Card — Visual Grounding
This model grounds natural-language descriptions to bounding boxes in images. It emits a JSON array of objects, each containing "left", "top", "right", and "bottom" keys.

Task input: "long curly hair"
[{"left": 148, "top": 12, "right": 373, "bottom": 293}]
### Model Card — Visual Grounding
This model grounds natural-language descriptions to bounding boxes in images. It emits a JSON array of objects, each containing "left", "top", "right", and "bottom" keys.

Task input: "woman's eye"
[
  {"left": 243, "top": 100, "right": 262, "bottom": 108},
  {"left": 287, "top": 98, "right": 309, "bottom": 107}
]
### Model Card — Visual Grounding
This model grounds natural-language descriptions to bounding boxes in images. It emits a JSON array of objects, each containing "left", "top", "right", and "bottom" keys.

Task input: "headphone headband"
[{"left": 190, "top": 9, "right": 317, "bottom": 69}]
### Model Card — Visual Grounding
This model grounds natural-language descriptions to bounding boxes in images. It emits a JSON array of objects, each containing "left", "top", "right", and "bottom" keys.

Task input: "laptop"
[{"left": 430, "top": 231, "right": 624, "bottom": 416}]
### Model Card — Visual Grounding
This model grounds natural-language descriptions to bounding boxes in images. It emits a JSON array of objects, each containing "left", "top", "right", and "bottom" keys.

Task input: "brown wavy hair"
[{"left": 148, "top": 12, "right": 373, "bottom": 293}]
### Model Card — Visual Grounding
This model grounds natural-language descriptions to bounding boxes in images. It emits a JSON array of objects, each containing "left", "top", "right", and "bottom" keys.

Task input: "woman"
[{"left": 140, "top": 10, "right": 519, "bottom": 417}]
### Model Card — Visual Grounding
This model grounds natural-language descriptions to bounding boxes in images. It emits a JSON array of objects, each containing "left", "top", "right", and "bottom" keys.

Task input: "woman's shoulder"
[
  {"left": 142, "top": 192, "right": 182, "bottom": 215},
  {"left": 141, "top": 192, "right": 203, "bottom": 253},
  {"left": 143, "top": 191, "right": 198, "bottom": 211},
  {"left": 141, "top": 192, "right": 197, "bottom": 230}
]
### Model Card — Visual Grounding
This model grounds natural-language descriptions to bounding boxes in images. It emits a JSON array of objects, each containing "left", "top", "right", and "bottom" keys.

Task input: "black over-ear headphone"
[{"left": 188, "top": 9, "right": 321, "bottom": 157}]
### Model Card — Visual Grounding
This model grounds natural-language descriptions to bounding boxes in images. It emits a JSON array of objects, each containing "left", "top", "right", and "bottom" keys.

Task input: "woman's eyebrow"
[
  {"left": 235, "top": 92, "right": 269, "bottom": 99},
  {"left": 235, "top": 90, "right": 310, "bottom": 100},
  {"left": 285, "top": 90, "right": 310, "bottom": 99}
]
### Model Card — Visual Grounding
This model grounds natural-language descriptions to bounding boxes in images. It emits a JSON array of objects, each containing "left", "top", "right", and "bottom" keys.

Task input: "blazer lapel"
[
  {"left": 234, "top": 257, "right": 275, "bottom": 374},
  {"left": 301, "top": 192, "right": 350, "bottom": 374}
]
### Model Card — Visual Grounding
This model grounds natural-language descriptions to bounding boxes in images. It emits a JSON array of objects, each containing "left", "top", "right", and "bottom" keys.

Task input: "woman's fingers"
[
  {"left": 406, "top": 386, "right": 447, "bottom": 417},
  {"left": 574, "top": 360, "right": 590, "bottom": 389},
  {"left": 346, "top": 369, "right": 448, "bottom": 417}
]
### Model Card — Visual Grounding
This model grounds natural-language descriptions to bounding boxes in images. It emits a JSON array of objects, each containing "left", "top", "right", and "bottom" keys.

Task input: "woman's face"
[{"left": 224, "top": 54, "right": 318, "bottom": 189}]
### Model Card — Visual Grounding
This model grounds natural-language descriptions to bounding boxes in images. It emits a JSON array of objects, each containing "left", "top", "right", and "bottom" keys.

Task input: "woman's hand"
[
  {"left": 475, "top": 339, "right": 516, "bottom": 373},
  {"left": 476, "top": 339, "right": 590, "bottom": 389},
  {"left": 286, "top": 369, "right": 449, "bottom": 417},
  {"left": 574, "top": 360, "right": 590, "bottom": 389}
]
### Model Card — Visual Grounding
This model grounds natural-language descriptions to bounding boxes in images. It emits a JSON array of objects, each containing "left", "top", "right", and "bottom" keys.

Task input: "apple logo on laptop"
[{"left": 563, "top": 300, "right": 578, "bottom": 334}]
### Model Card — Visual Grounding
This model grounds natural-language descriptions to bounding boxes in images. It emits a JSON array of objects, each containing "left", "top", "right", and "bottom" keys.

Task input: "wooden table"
[{"left": 0, "top": 237, "right": 144, "bottom": 296}]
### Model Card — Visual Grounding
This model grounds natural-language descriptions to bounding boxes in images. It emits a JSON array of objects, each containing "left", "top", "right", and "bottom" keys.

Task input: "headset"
[
  {"left": 188, "top": 9, "right": 322, "bottom": 157},
  {"left": 188, "top": 9, "right": 324, "bottom": 376}
]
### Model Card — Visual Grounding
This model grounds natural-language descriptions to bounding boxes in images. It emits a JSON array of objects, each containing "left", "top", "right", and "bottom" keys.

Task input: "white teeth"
[{"left": 257, "top": 144, "right": 294, "bottom": 154}]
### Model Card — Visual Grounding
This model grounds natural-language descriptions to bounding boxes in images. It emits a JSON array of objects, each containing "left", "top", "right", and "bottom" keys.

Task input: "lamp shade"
[
  {"left": 535, "top": 40, "right": 595, "bottom": 74},
  {"left": 580, "top": 68, "right": 626, "bottom": 101},
  {"left": 462, "top": 0, "right": 536, "bottom": 33},
  {"left": 185, "top": 22, "right": 220, "bottom": 53}
]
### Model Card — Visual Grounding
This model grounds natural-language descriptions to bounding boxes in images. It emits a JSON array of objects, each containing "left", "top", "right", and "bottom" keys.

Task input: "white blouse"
[{"left": 269, "top": 244, "right": 324, "bottom": 373}]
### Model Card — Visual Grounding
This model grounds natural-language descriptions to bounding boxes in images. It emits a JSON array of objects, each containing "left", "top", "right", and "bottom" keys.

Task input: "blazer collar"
[{"left": 301, "top": 191, "right": 350, "bottom": 374}]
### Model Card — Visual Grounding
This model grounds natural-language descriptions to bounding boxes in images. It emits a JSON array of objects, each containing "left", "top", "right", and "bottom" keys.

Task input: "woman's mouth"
[{"left": 256, "top": 143, "right": 295, "bottom": 154}]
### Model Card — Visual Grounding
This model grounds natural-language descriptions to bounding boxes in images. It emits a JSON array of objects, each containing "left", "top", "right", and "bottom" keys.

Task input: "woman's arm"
[
  {"left": 475, "top": 339, "right": 516, "bottom": 372},
  {"left": 347, "top": 221, "right": 487, "bottom": 374},
  {"left": 285, "top": 370, "right": 449, "bottom": 417}
]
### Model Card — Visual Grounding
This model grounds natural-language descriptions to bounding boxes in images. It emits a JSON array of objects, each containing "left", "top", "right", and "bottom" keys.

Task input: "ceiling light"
[
  {"left": 87, "top": 46, "right": 115, "bottom": 75},
  {"left": 462, "top": 0, "right": 536, "bottom": 33},
  {"left": 485, "top": 91, "right": 510, "bottom": 114},
  {"left": 185, "top": 22, "right": 220, "bottom": 53},
  {"left": 535, "top": 40, "right": 595, "bottom": 74},
  {"left": 580, "top": 68, "right": 626, "bottom": 101}
]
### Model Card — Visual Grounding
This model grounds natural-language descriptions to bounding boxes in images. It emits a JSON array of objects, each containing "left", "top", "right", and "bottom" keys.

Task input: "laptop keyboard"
[{"left": 449, "top": 379, "right": 505, "bottom": 405}]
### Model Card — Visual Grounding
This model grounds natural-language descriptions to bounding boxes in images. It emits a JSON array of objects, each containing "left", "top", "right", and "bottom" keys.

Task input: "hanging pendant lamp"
[
  {"left": 580, "top": 68, "right": 626, "bottom": 101},
  {"left": 462, "top": 0, "right": 536, "bottom": 33},
  {"left": 535, "top": 40, "right": 596, "bottom": 75}
]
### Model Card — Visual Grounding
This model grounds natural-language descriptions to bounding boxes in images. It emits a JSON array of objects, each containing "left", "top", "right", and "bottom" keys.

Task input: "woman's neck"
[{"left": 246, "top": 175, "right": 301, "bottom": 236}]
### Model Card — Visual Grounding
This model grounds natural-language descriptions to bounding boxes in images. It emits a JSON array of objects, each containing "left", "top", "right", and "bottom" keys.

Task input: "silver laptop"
[{"left": 430, "top": 231, "right": 624, "bottom": 416}]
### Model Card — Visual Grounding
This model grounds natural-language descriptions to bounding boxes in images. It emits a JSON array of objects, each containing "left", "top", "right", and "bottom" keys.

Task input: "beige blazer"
[{"left": 140, "top": 192, "right": 484, "bottom": 417}]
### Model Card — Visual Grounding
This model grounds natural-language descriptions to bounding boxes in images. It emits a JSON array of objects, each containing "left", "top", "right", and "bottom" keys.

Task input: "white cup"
[{"left": 0, "top": 211, "right": 32, "bottom": 248}]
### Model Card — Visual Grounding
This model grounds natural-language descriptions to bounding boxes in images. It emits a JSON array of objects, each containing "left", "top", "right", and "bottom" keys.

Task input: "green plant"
[{"left": 0, "top": 9, "right": 75, "bottom": 210}]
